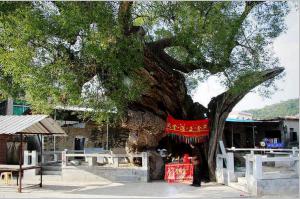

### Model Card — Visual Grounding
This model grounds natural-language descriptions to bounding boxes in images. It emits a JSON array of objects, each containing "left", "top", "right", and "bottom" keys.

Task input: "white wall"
[{"left": 284, "top": 120, "right": 299, "bottom": 142}]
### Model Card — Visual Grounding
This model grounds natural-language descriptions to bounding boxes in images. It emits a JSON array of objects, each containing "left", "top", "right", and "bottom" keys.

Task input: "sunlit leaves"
[{"left": 0, "top": 1, "right": 291, "bottom": 121}]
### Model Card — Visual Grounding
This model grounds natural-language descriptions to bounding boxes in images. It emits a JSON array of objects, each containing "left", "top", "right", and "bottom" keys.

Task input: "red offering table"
[{"left": 164, "top": 163, "right": 194, "bottom": 183}]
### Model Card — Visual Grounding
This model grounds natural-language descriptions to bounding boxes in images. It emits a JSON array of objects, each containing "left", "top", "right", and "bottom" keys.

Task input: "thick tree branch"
[
  {"left": 118, "top": 1, "right": 133, "bottom": 35},
  {"left": 147, "top": 38, "right": 224, "bottom": 74},
  {"left": 118, "top": 1, "right": 144, "bottom": 36},
  {"left": 206, "top": 66, "right": 283, "bottom": 180},
  {"left": 147, "top": 37, "right": 176, "bottom": 50},
  {"left": 224, "top": 1, "right": 263, "bottom": 64}
]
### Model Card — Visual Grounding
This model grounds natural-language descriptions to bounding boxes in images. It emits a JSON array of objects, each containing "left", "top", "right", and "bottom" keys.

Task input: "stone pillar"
[
  {"left": 54, "top": 153, "right": 58, "bottom": 162},
  {"left": 142, "top": 152, "right": 149, "bottom": 169},
  {"left": 245, "top": 154, "right": 251, "bottom": 179},
  {"left": 292, "top": 147, "right": 298, "bottom": 156},
  {"left": 113, "top": 156, "right": 119, "bottom": 167},
  {"left": 226, "top": 152, "right": 235, "bottom": 183},
  {"left": 141, "top": 152, "right": 149, "bottom": 182},
  {"left": 62, "top": 149, "right": 67, "bottom": 167},
  {"left": 216, "top": 154, "right": 224, "bottom": 184},
  {"left": 24, "top": 150, "right": 29, "bottom": 165},
  {"left": 32, "top": 150, "right": 37, "bottom": 166},
  {"left": 253, "top": 155, "right": 262, "bottom": 180},
  {"left": 87, "top": 156, "right": 97, "bottom": 166},
  {"left": 216, "top": 155, "right": 223, "bottom": 169},
  {"left": 24, "top": 150, "right": 38, "bottom": 176}
]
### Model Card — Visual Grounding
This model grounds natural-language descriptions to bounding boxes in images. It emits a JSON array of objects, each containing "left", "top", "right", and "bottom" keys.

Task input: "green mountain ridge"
[{"left": 244, "top": 98, "right": 299, "bottom": 119}]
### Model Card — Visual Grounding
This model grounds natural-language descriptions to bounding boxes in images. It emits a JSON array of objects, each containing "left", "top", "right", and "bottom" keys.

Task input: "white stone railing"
[
  {"left": 42, "top": 151, "right": 63, "bottom": 164},
  {"left": 226, "top": 147, "right": 299, "bottom": 155},
  {"left": 61, "top": 150, "right": 149, "bottom": 170},
  {"left": 245, "top": 154, "right": 299, "bottom": 180},
  {"left": 23, "top": 150, "right": 39, "bottom": 176},
  {"left": 216, "top": 147, "right": 299, "bottom": 184},
  {"left": 216, "top": 152, "right": 235, "bottom": 185},
  {"left": 24, "top": 150, "right": 38, "bottom": 166}
]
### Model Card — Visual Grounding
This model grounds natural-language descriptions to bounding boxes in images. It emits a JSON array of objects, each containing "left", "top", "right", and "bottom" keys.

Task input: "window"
[
  {"left": 290, "top": 128, "right": 298, "bottom": 142},
  {"left": 292, "top": 132, "right": 298, "bottom": 142}
]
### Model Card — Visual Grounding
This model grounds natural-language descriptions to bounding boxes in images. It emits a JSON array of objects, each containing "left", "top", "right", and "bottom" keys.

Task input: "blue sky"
[{"left": 193, "top": 6, "right": 299, "bottom": 111}]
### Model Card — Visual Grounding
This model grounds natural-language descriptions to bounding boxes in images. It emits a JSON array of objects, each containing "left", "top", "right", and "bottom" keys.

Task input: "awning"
[
  {"left": 0, "top": 115, "right": 66, "bottom": 135},
  {"left": 226, "top": 118, "right": 280, "bottom": 123},
  {"left": 226, "top": 118, "right": 259, "bottom": 123}
]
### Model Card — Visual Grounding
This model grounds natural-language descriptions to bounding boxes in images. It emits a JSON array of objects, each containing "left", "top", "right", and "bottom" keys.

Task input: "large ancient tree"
[{"left": 0, "top": 1, "right": 290, "bottom": 179}]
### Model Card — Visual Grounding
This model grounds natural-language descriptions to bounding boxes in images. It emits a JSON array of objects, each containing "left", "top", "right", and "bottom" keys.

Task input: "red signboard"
[
  {"left": 164, "top": 163, "right": 194, "bottom": 183},
  {"left": 165, "top": 115, "right": 209, "bottom": 143}
]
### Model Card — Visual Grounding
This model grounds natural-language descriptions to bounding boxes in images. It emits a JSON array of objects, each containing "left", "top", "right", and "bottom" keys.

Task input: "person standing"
[{"left": 190, "top": 143, "right": 202, "bottom": 187}]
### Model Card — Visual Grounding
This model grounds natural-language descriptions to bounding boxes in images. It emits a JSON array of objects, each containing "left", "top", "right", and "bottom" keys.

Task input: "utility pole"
[{"left": 106, "top": 116, "right": 109, "bottom": 150}]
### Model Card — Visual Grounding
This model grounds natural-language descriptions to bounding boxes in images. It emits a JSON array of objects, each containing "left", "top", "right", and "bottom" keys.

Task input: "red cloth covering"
[
  {"left": 183, "top": 154, "right": 190, "bottom": 164},
  {"left": 164, "top": 163, "right": 194, "bottom": 183},
  {"left": 165, "top": 115, "right": 209, "bottom": 139}
]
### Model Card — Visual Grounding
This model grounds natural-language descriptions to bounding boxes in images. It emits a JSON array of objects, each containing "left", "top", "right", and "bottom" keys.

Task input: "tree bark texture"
[
  {"left": 122, "top": 45, "right": 284, "bottom": 180},
  {"left": 117, "top": 1, "right": 284, "bottom": 180}
]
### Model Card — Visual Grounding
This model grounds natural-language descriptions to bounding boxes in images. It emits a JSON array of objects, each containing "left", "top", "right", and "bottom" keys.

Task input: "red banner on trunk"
[{"left": 165, "top": 115, "right": 209, "bottom": 141}]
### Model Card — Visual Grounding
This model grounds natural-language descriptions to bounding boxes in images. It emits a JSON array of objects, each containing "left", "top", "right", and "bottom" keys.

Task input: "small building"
[
  {"left": 0, "top": 99, "right": 30, "bottom": 116},
  {"left": 269, "top": 115, "right": 299, "bottom": 147},
  {"left": 224, "top": 115, "right": 299, "bottom": 149},
  {"left": 43, "top": 106, "right": 129, "bottom": 153}
]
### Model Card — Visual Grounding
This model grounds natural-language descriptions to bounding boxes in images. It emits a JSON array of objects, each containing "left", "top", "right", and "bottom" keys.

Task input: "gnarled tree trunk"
[
  {"left": 117, "top": 1, "right": 284, "bottom": 181},
  {"left": 121, "top": 43, "right": 284, "bottom": 180}
]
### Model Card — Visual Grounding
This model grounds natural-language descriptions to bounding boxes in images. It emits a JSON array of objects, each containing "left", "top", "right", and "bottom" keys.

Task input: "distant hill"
[{"left": 245, "top": 98, "right": 299, "bottom": 119}]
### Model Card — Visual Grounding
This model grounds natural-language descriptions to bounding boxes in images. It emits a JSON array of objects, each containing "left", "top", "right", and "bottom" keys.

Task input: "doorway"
[{"left": 74, "top": 137, "right": 85, "bottom": 151}]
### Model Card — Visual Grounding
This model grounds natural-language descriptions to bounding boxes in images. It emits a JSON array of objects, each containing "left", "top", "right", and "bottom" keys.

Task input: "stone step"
[
  {"left": 42, "top": 170, "right": 62, "bottom": 175},
  {"left": 229, "top": 182, "right": 248, "bottom": 193},
  {"left": 43, "top": 166, "right": 62, "bottom": 171},
  {"left": 113, "top": 175, "right": 140, "bottom": 182}
]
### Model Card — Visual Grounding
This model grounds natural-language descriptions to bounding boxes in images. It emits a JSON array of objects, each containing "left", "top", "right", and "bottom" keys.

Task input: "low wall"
[
  {"left": 62, "top": 166, "right": 149, "bottom": 183},
  {"left": 247, "top": 176, "right": 299, "bottom": 196}
]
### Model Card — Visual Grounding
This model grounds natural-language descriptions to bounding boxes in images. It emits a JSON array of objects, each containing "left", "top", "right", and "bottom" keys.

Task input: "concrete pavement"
[{"left": 0, "top": 179, "right": 298, "bottom": 198}]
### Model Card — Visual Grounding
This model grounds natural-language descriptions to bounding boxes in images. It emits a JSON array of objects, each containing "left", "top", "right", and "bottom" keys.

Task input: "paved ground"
[{"left": 0, "top": 178, "right": 298, "bottom": 198}]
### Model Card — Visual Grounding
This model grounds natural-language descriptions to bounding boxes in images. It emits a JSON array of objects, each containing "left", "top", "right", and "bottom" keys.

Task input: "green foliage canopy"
[
  {"left": 246, "top": 98, "right": 299, "bottom": 119},
  {"left": 0, "top": 1, "right": 290, "bottom": 122}
]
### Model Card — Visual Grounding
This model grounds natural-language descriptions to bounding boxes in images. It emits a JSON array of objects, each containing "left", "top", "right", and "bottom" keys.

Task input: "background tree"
[{"left": 0, "top": 1, "right": 290, "bottom": 179}]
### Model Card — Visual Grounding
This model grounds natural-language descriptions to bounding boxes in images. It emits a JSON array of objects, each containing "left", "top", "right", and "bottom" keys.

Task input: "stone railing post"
[
  {"left": 292, "top": 147, "right": 298, "bottom": 156},
  {"left": 245, "top": 154, "right": 251, "bottom": 179},
  {"left": 24, "top": 150, "right": 29, "bottom": 165},
  {"left": 216, "top": 154, "right": 224, "bottom": 184},
  {"left": 141, "top": 152, "right": 149, "bottom": 182},
  {"left": 142, "top": 152, "right": 149, "bottom": 169},
  {"left": 54, "top": 153, "right": 58, "bottom": 162},
  {"left": 216, "top": 155, "right": 223, "bottom": 169},
  {"left": 113, "top": 155, "right": 119, "bottom": 167},
  {"left": 87, "top": 155, "right": 97, "bottom": 166},
  {"left": 42, "top": 153, "right": 45, "bottom": 164},
  {"left": 253, "top": 155, "right": 262, "bottom": 180},
  {"left": 31, "top": 150, "right": 38, "bottom": 166},
  {"left": 62, "top": 149, "right": 67, "bottom": 167},
  {"left": 226, "top": 152, "right": 235, "bottom": 183},
  {"left": 23, "top": 150, "right": 38, "bottom": 176}
]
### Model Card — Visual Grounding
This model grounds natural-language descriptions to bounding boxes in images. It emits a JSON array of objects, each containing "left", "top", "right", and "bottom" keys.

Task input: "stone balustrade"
[{"left": 216, "top": 145, "right": 299, "bottom": 196}]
